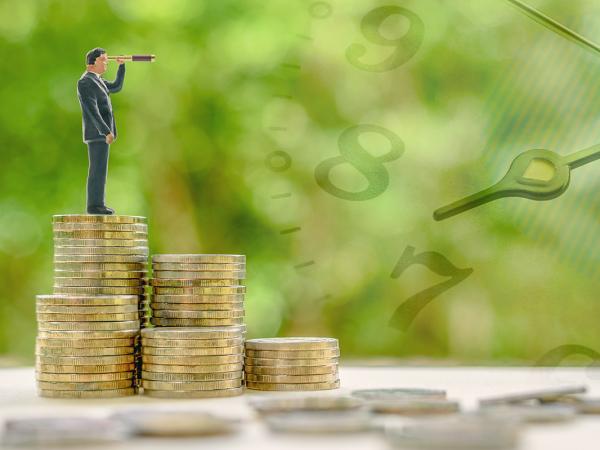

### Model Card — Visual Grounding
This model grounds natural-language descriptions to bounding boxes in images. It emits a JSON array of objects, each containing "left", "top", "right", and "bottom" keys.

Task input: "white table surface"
[{"left": 1, "top": 365, "right": 599, "bottom": 449}]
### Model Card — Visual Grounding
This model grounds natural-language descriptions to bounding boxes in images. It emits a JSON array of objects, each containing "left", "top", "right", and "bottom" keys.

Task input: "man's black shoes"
[{"left": 87, "top": 205, "right": 115, "bottom": 215}]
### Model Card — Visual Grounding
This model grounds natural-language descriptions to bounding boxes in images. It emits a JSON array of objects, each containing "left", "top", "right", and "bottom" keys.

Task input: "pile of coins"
[
  {"left": 52, "top": 215, "right": 150, "bottom": 328},
  {"left": 150, "top": 254, "right": 246, "bottom": 327},
  {"left": 245, "top": 338, "right": 340, "bottom": 391},
  {"left": 140, "top": 327, "right": 245, "bottom": 398},
  {"left": 35, "top": 295, "right": 139, "bottom": 398}
]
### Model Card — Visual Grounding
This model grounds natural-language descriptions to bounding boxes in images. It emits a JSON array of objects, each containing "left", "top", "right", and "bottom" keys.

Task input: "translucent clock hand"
[
  {"left": 505, "top": 0, "right": 600, "bottom": 56},
  {"left": 433, "top": 143, "right": 600, "bottom": 221}
]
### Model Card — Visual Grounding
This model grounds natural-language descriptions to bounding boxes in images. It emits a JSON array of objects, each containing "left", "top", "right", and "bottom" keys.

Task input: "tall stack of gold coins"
[
  {"left": 35, "top": 295, "right": 139, "bottom": 398},
  {"left": 34, "top": 214, "right": 149, "bottom": 398},
  {"left": 244, "top": 338, "right": 340, "bottom": 391},
  {"left": 140, "top": 327, "right": 245, "bottom": 398},
  {"left": 150, "top": 254, "right": 245, "bottom": 327},
  {"left": 142, "top": 254, "right": 246, "bottom": 397}
]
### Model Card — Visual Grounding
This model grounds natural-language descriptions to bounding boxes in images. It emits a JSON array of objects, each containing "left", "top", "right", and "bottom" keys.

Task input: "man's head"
[{"left": 86, "top": 47, "right": 108, "bottom": 75}]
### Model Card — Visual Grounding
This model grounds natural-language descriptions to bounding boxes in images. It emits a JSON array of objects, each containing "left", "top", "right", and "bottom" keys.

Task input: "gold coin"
[
  {"left": 142, "top": 337, "right": 243, "bottom": 348},
  {"left": 54, "top": 286, "right": 145, "bottom": 295},
  {"left": 54, "top": 238, "right": 148, "bottom": 247},
  {"left": 245, "top": 348, "right": 340, "bottom": 359},
  {"left": 246, "top": 380, "right": 340, "bottom": 391},
  {"left": 153, "top": 271, "right": 246, "bottom": 280},
  {"left": 244, "top": 365, "right": 339, "bottom": 376},
  {"left": 37, "top": 354, "right": 135, "bottom": 365},
  {"left": 36, "top": 304, "right": 139, "bottom": 314},
  {"left": 53, "top": 215, "right": 147, "bottom": 224},
  {"left": 53, "top": 270, "right": 147, "bottom": 279},
  {"left": 141, "top": 371, "right": 242, "bottom": 382},
  {"left": 150, "top": 302, "right": 244, "bottom": 311},
  {"left": 153, "top": 286, "right": 245, "bottom": 295},
  {"left": 142, "top": 379, "right": 242, "bottom": 391},
  {"left": 37, "top": 329, "right": 139, "bottom": 339},
  {"left": 245, "top": 337, "right": 339, "bottom": 351},
  {"left": 53, "top": 222, "right": 148, "bottom": 232},
  {"left": 54, "top": 278, "right": 146, "bottom": 287},
  {"left": 142, "top": 363, "right": 243, "bottom": 374},
  {"left": 152, "top": 262, "right": 245, "bottom": 271},
  {"left": 151, "top": 294, "right": 245, "bottom": 303},
  {"left": 54, "top": 254, "right": 148, "bottom": 263},
  {"left": 37, "top": 379, "right": 134, "bottom": 391},
  {"left": 36, "top": 312, "right": 140, "bottom": 322},
  {"left": 54, "top": 230, "right": 148, "bottom": 239},
  {"left": 150, "top": 279, "right": 240, "bottom": 287},
  {"left": 36, "top": 345, "right": 135, "bottom": 357},
  {"left": 142, "top": 345, "right": 243, "bottom": 356},
  {"left": 55, "top": 262, "right": 148, "bottom": 271},
  {"left": 54, "top": 246, "right": 149, "bottom": 255},
  {"left": 244, "top": 357, "right": 339, "bottom": 367},
  {"left": 143, "top": 387, "right": 243, "bottom": 398},
  {"left": 245, "top": 373, "right": 339, "bottom": 383},
  {"left": 37, "top": 320, "right": 141, "bottom": 331},
  {"left": 38, "top": 388, "right": 136, "bottom": 398},
  {"left": 36, "top": 371, "right": 134, "bottom": 382},
  {"left": 151, "top": 310, "right": 244, "bottom": 319},
  {"left": 142, "top": 326, "right": 245, "bottom": 340},
  {"left": 151, "top": 318, "right": 244, "bottom": 326},
  {"left": 36, "top": 337, "right": 136, "bottom": 348},
  {"left": 142, "top": 354, "right": 243, "bottom": 365},
  {"left": 37, "top": 294, "right": 138, "bottom": 306},
  {"left": 35, "top": 363, "right": 135, "bottom": 373},
  {"left": 153, "top": 254, "right": 245, "bottom": 264}
]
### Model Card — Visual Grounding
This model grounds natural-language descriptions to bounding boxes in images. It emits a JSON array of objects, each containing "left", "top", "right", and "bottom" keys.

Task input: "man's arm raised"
[{"left": 104, "top": 63, "right": 125, "bottom": 94}]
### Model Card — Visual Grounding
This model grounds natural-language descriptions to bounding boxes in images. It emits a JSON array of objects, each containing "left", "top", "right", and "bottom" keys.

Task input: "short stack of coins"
[
  {"left": 141, "top": 327, "right": 245, "bottom": 398},
  {"left": 245, "top": 338, "right": 340, "bottom": 391},
  {"left": 52, "top": 215, "right": 151, "bottom": 329},
  {"left": 150, "top": 254, "right": 246, "bottom": 327},
  {"left": 35, "top": 295, "right": 139, "bottom": 398}
]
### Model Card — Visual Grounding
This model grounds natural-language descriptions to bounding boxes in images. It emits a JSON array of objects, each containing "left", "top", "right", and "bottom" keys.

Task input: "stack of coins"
[
  {"left": 35, "top": 295, "right": 139, "bottom": 398},
  {"left": 52, "top": 215, "right": 151, "bottom": 328},
  {"left": 245, "top": 338, "right": 340, "bottom": 391},
  {"left": 150, "top": 254, "right": 245, "bottom": 327},
  {"left": 141, "top": 327, "right": 245, "bottom": 398}
]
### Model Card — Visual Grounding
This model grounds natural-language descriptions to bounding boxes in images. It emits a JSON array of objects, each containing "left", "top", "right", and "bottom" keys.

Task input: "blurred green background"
[{"left": 0, "top": 0, "right": 599, "bottom": 366}]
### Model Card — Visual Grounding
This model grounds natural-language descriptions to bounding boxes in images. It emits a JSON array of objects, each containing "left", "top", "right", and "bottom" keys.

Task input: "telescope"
[{"left": 107, "top": 55, "right": 156, "bottom": 62}]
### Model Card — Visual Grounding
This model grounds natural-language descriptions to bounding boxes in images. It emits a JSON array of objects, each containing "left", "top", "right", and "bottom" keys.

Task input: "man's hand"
[
  {"left": 116, "top": 57, "right": 125, "bottom": 65},
  {"left": 105, "top": 132, "right": 115, "bottom": 144}
]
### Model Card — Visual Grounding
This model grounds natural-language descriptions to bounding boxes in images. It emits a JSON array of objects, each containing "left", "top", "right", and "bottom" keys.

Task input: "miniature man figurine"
[{"left": 77, "top": 48, "right": 125, "bottom": 215}]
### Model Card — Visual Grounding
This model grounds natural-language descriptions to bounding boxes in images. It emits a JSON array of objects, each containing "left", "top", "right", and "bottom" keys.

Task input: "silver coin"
[
  {"left": 264, "top": 410, "right": 374, "bottom": 433},
  {"left": 352, "top": 388, "right": 447, "bottom": 401},
  {"left": 248, "top": 395, "right": 365, "bottom": 415}
]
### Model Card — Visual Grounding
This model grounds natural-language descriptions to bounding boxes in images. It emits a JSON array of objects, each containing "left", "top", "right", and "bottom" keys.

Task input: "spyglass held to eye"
[{"left": 106, "top": 55, "right": 156, "bottom": 62}]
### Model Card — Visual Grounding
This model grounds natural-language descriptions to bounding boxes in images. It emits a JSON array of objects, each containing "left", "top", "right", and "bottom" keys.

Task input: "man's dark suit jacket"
[{"left": 77, "top": 65, "right": 125, "bottom": 143}]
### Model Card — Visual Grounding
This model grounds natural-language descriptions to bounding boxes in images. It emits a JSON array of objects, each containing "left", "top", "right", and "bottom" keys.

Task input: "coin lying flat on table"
[
  {"left": 352, "top": 388, "right": 447, "bottom": 401},
  {"left": 477, "top": 404, "right": 576, "bottom": 423},
  {"left": 264, "top": 410, "right": 373, "bottom": 433},
  {"left": 245, "top": 337, "right": 339, "bottom": 351},
  {"left": 38, "top": 388, "right": 136, "bottom": 398},
  {"left": 245, "top": 373, "right": 339, "bottom": 384},
  {"left": 143, "top": 387, "right": 244, "bottom": 399},
  {"left": 248, "top": 395, "right": 365, "bottom": 415},
  {"left": 152, "top": 254, "right": 245, "bottom": 264},
  {"left": 37, "top": 379, "right": 134, "bottom": 391},
  {"left": 246, "top": 380, "right": 340, "bottom": 391},
  {"left": 369, "top": 398, "right": 460, "bottom": 415},
  {"left": 479, "top": 385, "right": 587, "bottom": 406}
]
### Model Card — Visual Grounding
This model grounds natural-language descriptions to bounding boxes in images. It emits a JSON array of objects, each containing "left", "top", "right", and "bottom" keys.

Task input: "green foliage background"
[{"left": 0, "top": 0, "right": 598, "bottom": 365}]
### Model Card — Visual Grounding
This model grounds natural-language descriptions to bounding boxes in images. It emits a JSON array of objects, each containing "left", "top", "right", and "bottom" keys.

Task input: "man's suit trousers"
[{"left": 86, "top": 140, "right": 110, "bottom": 209}]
